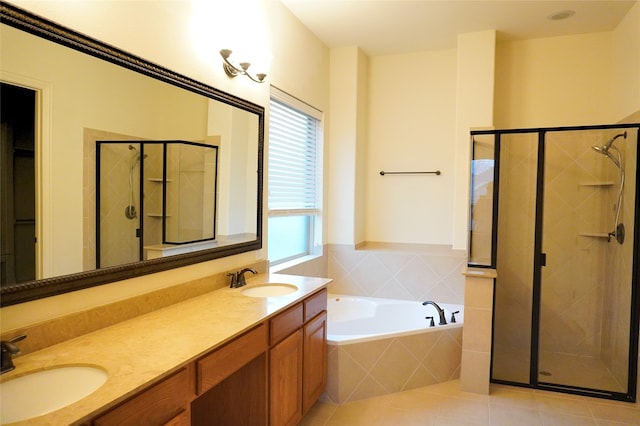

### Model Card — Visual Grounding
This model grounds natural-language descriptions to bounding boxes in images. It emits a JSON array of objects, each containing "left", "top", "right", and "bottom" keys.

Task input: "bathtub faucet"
[{"left": 422, "top": 301, "right": 447, "bottom": 325}]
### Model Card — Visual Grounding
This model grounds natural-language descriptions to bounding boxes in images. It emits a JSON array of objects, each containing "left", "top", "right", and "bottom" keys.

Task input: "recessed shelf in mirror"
[
  {"left": 579, "top": 232, "right": 610, "bottom": 238},
  {"left": 579, "top": 181, "right": 615, "bottom": 186}
]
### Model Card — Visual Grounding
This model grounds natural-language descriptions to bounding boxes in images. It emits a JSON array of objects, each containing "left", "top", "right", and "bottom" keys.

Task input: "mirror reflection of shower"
[
  {"left": 125, "top": 144, "right": 147, "bottom": 220},
  {"left": 592, "top": 131, "right": 627, "bottom": 244}
]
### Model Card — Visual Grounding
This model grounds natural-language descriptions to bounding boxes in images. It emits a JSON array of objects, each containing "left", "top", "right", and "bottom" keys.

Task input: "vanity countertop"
[{"left": 0, "top": 273, "right": 331, "bottom": 425}]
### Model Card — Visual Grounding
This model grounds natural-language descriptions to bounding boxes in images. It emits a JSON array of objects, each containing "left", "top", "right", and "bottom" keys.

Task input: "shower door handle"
[{"left": 540, "top": 253, "right": 547, "bottom": 266}]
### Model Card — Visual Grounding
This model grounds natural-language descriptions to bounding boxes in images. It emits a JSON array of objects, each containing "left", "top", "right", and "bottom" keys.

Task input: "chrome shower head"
[
  {"left": 592, "top": 145, "right": 622, "bottom": 169},
  {"left": 592, "top": 131, "right": 626, "bottom": 169},
  {"left": 593, "top": 131, "right": 627, "bottom": 154}
]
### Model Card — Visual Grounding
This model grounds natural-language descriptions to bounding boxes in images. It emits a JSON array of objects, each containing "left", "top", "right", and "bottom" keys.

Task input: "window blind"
[{"left": 268, "top": 97, "right": 320, "bottom": 213}]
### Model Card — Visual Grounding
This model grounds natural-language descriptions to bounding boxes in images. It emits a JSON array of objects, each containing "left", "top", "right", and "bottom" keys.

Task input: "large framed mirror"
[{"left": 0, "top": 2, "right": 264, "bottom": 306}]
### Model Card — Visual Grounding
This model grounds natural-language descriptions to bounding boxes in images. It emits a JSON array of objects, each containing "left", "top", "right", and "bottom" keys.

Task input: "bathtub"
[{"left": 324, "top": 294, "right": 464, "bottom": 403}]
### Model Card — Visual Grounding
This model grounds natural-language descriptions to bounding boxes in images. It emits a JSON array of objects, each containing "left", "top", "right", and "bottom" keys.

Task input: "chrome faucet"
[
  {"left": 227, "top": 268, "right": 258, "bottom": 288},
  {"left": 1, "top": 334, "right": 26, "bottom": 374},
  {"left": 422, "top": 301, "right": 447, "bottom": 325}
]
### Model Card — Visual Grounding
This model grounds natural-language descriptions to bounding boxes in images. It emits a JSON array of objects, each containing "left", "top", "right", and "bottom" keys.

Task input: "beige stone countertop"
[{"left": 0, "top": 273, "right": 331, "bottom": 425}]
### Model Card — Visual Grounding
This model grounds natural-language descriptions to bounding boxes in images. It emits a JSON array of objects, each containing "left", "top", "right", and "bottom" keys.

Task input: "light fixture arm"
[{"left": 220, "top": 49, "right": 267, "bottom": 83}]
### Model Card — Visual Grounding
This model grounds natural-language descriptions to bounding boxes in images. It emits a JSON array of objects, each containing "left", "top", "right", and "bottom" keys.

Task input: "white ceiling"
[{"left": 280, "top": 0, "right": 637, "bottom": 55}]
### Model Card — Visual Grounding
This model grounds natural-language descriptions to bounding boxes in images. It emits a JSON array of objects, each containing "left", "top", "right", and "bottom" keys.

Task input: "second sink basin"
[
  {"left": 0, "top": 365, "right": 108, "bottom": 423},
  {"left": 242, "top": 284, "right": 298, "bottom": 297}
]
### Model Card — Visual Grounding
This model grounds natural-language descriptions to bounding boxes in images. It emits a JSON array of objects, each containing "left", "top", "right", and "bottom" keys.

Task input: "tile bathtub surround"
[
  {"left": 324, "top": 327, "right": 463, "bottom": 404},
  {"left": 0, "top": 260, "right": 267, "bottom": 355},
  {"left": 327, "top": 243, "right": 467, "bottom": 304},
  {"left": 302, "top": 380, "right": 640, "bottom": 426}
]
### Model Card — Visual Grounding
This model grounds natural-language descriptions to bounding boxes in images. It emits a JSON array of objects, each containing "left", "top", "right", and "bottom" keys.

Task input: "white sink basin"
[
  {"left": 0, "top": 365, "right": 108, "bottom": 423},
  {"left": 242, "top": 284, "right": 298, "bottom": 297}
]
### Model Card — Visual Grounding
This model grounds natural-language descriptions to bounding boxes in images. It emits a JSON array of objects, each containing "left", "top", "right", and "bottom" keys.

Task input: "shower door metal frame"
[{"left": 471, "top": 122, "right": 640, "bottom": 403}]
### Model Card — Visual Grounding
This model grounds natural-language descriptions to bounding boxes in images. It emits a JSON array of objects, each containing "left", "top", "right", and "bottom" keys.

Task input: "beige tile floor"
[{"left": 301, "top": 380, "right": 640, "bottom": 426}]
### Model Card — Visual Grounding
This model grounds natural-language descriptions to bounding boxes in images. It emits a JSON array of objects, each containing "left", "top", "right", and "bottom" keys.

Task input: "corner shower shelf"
[
  {"left": 579, "top": 232, "right": 610, "bottom": 238},
  {"left": 579, "top": 181, "right": 614, "bottom": 187}
]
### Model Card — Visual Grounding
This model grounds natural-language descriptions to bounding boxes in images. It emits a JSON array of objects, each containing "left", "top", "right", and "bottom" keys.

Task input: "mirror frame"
[{"left": 0, "top": 1, "right": 264, "bottom": 306}]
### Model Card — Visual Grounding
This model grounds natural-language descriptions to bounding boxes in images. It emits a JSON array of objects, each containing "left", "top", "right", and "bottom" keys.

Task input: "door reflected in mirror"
[{"left": 1, "top": 82, "right": 36, "bottom": 285}]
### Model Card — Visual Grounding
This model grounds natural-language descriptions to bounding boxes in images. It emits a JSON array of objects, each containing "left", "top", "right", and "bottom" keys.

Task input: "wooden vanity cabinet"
[
  {"left": 269, "top": 303, "right": 304, "bottom": 426},
  {"left": 90, "top": 289, "right": 327, "bottom": 426},
  {"left": 269, "top": 289, "right": 327, "bottom": 426},
  {"left": 303, "top": 310, "right": 327, "bottom": 413},
  {"left": 92, "top": 366, "right": 193, "bottom": 426},
  {"left": 191, "top": 323, "right": 268, "bottom": 426}
]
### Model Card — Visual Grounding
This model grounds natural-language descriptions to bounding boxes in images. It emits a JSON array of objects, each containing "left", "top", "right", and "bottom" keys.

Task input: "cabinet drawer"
[
  {"left": 197, "top": 323, "right": 268, "bottom": 395},
  {"left": 304, "top": 289, "right": 327, "bottom": 322},
  {"left": 93, "top": 368, "right": 190, "bottom": 426},
  {"left": 270, "top": 303, "right": 303, "bottom": 346}
]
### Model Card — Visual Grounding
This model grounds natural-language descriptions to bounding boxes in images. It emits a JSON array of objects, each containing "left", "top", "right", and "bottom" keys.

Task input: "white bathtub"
[
  {"left": 327, "top": 294, "right": 464, "bottom": 345},
  {"left": 324, "top": 294, "right": 464, "bottom": 403}
]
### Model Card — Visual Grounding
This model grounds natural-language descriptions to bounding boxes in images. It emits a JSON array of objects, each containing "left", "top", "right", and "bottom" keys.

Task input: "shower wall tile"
[
  {"left": 83, "top": 130, "right": 146, "bottom": 270},
  {"left": 540, "top": 131, "right": 613, "bottom": 359}
]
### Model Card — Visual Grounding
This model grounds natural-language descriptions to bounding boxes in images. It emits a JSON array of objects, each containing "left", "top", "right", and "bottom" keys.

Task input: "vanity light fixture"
[{"left": 220, "top": 49, "right": 267, "bottom": 83}]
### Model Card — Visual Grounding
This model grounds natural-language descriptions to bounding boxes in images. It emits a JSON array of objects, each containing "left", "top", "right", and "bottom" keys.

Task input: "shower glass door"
[
  {"left": 97, "top": 142, "right": 144, "bottom": 268},
  {"left": 485, "top": 124, "right": 639, "bottom": 402},
  {"left": 538, "top": 129, "right": 635, "bottom": 394},
  {"left": 491, "top": 132, "right": 539, "bottom": 384}
]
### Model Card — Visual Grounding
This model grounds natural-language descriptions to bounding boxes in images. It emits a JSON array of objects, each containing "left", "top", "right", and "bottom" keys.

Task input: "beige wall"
[
  {"left": 366, "top": 49, "right": 457, "bottom": 245},
  {"left": 327, "top": 47, "right": 360, "bottom": 245},
  {"left": 612, "top": 1, "right": 640, "bottom": 122},
  {"left": 495, "top": 32, "right": 614, "bottom": 128}
]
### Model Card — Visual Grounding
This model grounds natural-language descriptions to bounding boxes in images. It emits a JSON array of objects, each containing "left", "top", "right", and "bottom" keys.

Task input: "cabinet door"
[
  {"left": 303, "top": 311, "right": 327, "bottom": 414},
  {"left": 269, "top": 329, "right": 303, "bottom": 426}
]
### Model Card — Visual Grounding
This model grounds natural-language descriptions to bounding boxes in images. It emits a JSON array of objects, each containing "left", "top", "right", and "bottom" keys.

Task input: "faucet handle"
[
  {"left": 1, "top": 334, "right": 27, "bottom": 374},
  {"left": 4, "top": 334, "right": 26, "bottom": 352},
  {"left": 425, "top": 316, "right": 435, "bottom": 327},
  {"left": 450, "top": 311, "right": 460, "bottom": 323},
  {"left": 227, "top": 272, "right": 239, "bottom": 288}
]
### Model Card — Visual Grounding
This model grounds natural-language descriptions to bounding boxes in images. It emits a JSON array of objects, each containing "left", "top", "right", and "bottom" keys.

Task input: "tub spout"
[{"left": 422, "top": 301, "right": 447, "bottom": 325}]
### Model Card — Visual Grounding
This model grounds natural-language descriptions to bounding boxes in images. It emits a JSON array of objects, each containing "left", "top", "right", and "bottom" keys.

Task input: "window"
[{"left": 268, "top": 88, "right": 322, "bottom": 265}]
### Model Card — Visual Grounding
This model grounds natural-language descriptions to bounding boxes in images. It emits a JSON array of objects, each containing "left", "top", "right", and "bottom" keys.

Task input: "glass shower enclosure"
[
  {"left": 469, "top": 124, "right": 640, "bottom": 402},
  {"left": 96, "top": 140, "right": 219, "bottom": 269}
]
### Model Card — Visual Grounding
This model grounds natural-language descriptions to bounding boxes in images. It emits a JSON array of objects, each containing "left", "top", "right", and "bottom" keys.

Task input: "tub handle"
[
  {"left": 425, "top": 316, "right": 435, "bottom": 327},
  {"left": 450, "top": 311, "right": 460, "bottom": 323}
]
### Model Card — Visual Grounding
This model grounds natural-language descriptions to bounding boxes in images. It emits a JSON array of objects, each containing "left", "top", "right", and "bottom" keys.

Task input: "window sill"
[{"left": 270, "top": 253, "right": 323, "bottom": 274}]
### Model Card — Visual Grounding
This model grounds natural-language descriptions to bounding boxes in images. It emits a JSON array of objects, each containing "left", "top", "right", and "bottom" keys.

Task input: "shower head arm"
[{"left": 601, "top": 131, "right": 627, "bottom": 152}]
